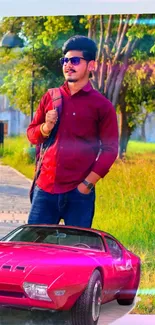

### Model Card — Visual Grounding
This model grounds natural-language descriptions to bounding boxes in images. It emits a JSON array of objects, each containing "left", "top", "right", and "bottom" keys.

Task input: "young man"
[{"left": 27, "top": 35, "right": 119, "bottom": 227}]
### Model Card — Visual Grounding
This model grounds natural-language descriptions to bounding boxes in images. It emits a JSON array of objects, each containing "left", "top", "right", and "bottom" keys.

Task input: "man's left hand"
[{"left": 77, "top": 183, "right": 91, "bottom": 195}]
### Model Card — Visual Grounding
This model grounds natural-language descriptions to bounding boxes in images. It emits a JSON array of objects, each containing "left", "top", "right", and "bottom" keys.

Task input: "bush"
[{"left": 23, "top": 147, "right": 36, "bottom": 163}]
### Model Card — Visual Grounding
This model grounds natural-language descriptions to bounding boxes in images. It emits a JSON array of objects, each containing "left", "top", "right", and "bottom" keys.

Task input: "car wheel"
[
  {"left": 70, "top": 269, "right": 102, "bottom": 325},
  {"left": 117, "top": 264, "right": 140, "bottom": 306}
]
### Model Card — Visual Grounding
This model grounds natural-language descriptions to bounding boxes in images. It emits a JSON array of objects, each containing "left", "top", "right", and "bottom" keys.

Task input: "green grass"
[
  {"left": 128, "top": 140, "right": 155, "bottom": 154},
  {"left": 0, "top": 135, "right": 35, "bottom": 179},
  {"left": 127, "top": 141, "right": 155, "bottom": 162},
  {"left": 0, "top": 136, "right": 155, "bottom": 314},
  {"left": 92, "top": 150, "right": 155, "bottom": 314},
  {"left": 93, "top": 159, "right": 155, "bottom": 251}
]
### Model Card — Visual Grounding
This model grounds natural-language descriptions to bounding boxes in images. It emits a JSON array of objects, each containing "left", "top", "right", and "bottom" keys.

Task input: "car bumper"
[{"left": 0, "top": 283, "right": 84, "bottom": 311}]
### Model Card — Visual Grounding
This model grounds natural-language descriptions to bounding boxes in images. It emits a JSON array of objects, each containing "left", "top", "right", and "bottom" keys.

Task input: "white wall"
[{"left": 0, "top": 109, "right": 29, "bottom": 136}]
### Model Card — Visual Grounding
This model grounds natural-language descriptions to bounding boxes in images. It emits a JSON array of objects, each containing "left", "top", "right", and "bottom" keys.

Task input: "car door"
[
  {"left": 104, "top": 236, "right": 132, "bottom": 292},
  {"left": 95, "top": 237, "right": 119, "bottom": 301}
]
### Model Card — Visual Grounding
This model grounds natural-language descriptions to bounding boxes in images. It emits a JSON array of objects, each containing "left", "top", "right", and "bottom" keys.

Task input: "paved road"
[
  {"left": 0, "top": 297, "right": 143, "bottom": 325},
  {"left": 0, "top": 222, "right": 23, "bottom": 239},
  {"left": 0, "top": 297, "right": 154, "bottom": 325},
  {"left": 0, "top": 165, "right": 31, "bottom": 223},
  {"left": 0, "top": 165, "right": 155, "bottom": 324}
]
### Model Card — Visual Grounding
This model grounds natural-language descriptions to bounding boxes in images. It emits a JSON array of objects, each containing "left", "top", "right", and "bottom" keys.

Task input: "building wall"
[
  {"left": 0, "top": 95, "right": 30, "bottom": 136},
  {"left": 131, "top": 113, "right": 155, "bottom": 142}
]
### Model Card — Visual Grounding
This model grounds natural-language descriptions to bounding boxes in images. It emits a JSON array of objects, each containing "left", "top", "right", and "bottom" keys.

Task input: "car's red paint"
[{"left": 0, "top": 225, "right": 140, "bottom": 312}]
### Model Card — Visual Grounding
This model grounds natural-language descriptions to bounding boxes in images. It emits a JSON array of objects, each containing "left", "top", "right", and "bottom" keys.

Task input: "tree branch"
[
  {"left": 97, "top": 15, "right": 104, "bottom": 61},
  {"left": 88, "top": 16, "right": 94, "bottom": 39},
  {"left": 121, "top": 14, "right": 141, "bottom": 60},
  {"left": 99, "top": 50, "right": 108, "bottom": 93},
  {"left": 105, "top": 15, "right": 113, "bottom": 43},
  {"left": 113, "top": 14, "right": 130, "bottom": 63},
  {"left": 113, "top": 14, "right": 123, "bottom": 51},
  {"left": 94, "top": 16, "right": 105, "bottom": 89}
]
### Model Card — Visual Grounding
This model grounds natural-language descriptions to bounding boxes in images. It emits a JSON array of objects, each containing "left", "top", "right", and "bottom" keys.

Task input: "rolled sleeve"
[{"left": 92, "top": 99, "right": 119, "bottom": 178}]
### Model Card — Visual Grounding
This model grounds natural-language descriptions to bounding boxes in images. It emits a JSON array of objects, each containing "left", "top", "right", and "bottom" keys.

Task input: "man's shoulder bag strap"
[{"left": 29, "top": 88, "right": 62, "bottom": 203}]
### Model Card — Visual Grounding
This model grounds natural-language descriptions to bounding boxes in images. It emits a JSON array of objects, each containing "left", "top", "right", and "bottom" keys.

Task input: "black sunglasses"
[{"left": 60, "top": 56, "right": 87, "bottom": 66}]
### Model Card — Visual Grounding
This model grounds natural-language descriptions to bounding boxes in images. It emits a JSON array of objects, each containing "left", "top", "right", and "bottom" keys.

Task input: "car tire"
[
  {"left": 117, "top": 263, "right": 140, "bottom": 306},
  {"left": 70, "top": 269, "right": 102, "bottom": 325}
]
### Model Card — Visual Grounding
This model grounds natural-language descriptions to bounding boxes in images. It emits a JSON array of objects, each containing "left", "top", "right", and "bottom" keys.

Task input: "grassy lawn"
[
  {"left": 0, "top": 135, "right": 155, "bottom": 314},
  {"left": 128, "top": 140, "right": 155, "bottom": 154},
  {"left": 0, "top": 135, "right": 35, "bottom": 179}
]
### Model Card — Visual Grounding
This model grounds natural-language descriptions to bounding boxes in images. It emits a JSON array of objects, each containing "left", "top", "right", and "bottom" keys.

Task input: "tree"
[
  {"left": 86, "top": 15, "right": 154, "bottom": 103},
  {"left": 1, "top": 15, "right": 155, "bottom": 156},
  {"left": 84, "top": 14, "right": 155, "bottom": 156},
  {"left": 118, "top": 59, "right": 155, "bottom": 156},
  {"left": 0, "top": 16, "right": 86, "bottom": 114}
]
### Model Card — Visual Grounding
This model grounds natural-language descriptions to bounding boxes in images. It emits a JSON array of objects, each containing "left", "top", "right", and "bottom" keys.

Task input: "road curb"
[
  {"left": 8, "top": 166, "right": 32, "bottom": 184},
  {"left": 0, "top": 220, "right": 26, "bottom": 224},
  {"left": 0, "top": 212, "right": 28, "bottom": 223}
]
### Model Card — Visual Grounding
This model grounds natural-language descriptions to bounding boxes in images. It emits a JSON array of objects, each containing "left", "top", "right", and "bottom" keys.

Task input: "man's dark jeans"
[{"left": 28, "top": 186, "right": 95, "bottom": 227}]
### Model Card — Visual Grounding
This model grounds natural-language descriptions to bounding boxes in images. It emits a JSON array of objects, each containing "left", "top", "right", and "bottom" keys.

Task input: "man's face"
[{"left": 62, "top": 50, "right": 93, "bottom": 83}]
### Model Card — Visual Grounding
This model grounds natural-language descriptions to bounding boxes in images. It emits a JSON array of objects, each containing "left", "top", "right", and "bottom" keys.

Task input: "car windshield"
[{"left": 1, "top": 226, "right": 104, "bottom": 251}]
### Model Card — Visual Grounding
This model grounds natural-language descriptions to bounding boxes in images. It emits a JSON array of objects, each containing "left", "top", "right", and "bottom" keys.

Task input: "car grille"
[{"left": 0, "top": 290, "right": 26, "bottom": 298}]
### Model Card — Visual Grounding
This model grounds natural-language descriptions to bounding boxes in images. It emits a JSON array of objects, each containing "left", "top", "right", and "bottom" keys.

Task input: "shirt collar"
[
  {"left": 82, "top": 81, "right": 93, "bottom": 92},
  {"left": 63, "top": 81, "right": 93, "bottom": 95}
]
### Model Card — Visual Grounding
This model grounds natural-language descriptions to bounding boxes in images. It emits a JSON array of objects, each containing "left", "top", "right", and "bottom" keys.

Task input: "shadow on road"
[
  {"left": 0, "top": 300, "right": 135, "bottom": 325},
  {"left": 0, "top": 185, "right": 29, "bottom": 197}
]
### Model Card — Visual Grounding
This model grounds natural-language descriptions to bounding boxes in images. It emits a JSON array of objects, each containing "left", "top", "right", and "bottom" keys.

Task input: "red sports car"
[{"left": 0, "top": 225, "right": 140, "bottom": 325}]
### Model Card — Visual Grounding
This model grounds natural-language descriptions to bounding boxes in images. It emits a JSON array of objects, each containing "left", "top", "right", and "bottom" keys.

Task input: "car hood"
[{"left": 0, "top": 242, "right": 99, "bottom": 280}]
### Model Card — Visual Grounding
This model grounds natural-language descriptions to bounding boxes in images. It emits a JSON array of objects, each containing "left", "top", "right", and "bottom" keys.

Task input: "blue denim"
[{"left": 28, "top": 185, "right": 95, "bottom": 227}]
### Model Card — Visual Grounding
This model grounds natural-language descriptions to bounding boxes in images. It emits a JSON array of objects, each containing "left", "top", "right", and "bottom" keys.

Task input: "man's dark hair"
[{"left": 62, "top": 35, "right": 97, "bottom": 61}]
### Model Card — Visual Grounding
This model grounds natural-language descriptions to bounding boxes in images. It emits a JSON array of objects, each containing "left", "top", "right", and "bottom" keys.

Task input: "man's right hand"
[{"left": 45, "top": 109, "right": 58, "bottom": 131}]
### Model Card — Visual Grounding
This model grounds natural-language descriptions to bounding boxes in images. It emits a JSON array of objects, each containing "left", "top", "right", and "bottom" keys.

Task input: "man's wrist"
[
  {"left": 40, "top": 123, "right": 51, "bottom": 137},
  {"left": 82, "top": 179, "right": 94, "bottom": 190}
]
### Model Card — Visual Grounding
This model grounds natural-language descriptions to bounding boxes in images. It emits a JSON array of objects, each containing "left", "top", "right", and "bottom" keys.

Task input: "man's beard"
[
  {"left": 67, "top": 78, "right": 78, "bottom": 82},
  {"left": 64, "top": 68, "right": 78, "bottom": 82}
]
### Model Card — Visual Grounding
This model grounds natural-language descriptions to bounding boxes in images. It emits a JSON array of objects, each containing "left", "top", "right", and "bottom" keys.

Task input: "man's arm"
[
  {"left": 78, "top": 98, "right": 119, "bottom": 194},
  {"left": 27, "top": 92, "right": 57, "bottom": 145}
]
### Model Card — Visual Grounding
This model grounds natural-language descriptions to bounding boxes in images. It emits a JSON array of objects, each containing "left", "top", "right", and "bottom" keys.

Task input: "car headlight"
[{"left": 23, "top": 282, "right": 51, "bottom": 301}]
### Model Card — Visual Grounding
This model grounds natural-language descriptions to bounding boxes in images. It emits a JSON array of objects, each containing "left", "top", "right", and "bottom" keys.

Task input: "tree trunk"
[
  {"left": 141, "top": 122, "right": 146, "bottom": 142},
  {"left": 112, "top": 63, "right": 128, "bottom": 107},
  {"left": 88, "top": 16, "right": 97, "bottom": 41},
  {"left": 141, "top": 112, "right": 148, "bottom": 142},
  {"left": 119, "top": 108, "right": 132, "bottom": 159}
]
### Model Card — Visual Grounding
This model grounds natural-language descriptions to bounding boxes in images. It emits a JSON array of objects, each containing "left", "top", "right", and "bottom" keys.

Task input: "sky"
[{"left": 0, "top": 0, "right": 155, "bottom": 17}]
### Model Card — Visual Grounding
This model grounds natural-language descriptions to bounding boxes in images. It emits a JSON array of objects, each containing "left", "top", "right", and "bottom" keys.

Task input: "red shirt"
[{"left": 27, "top": 81, "right": 119, "bottom": 193}]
